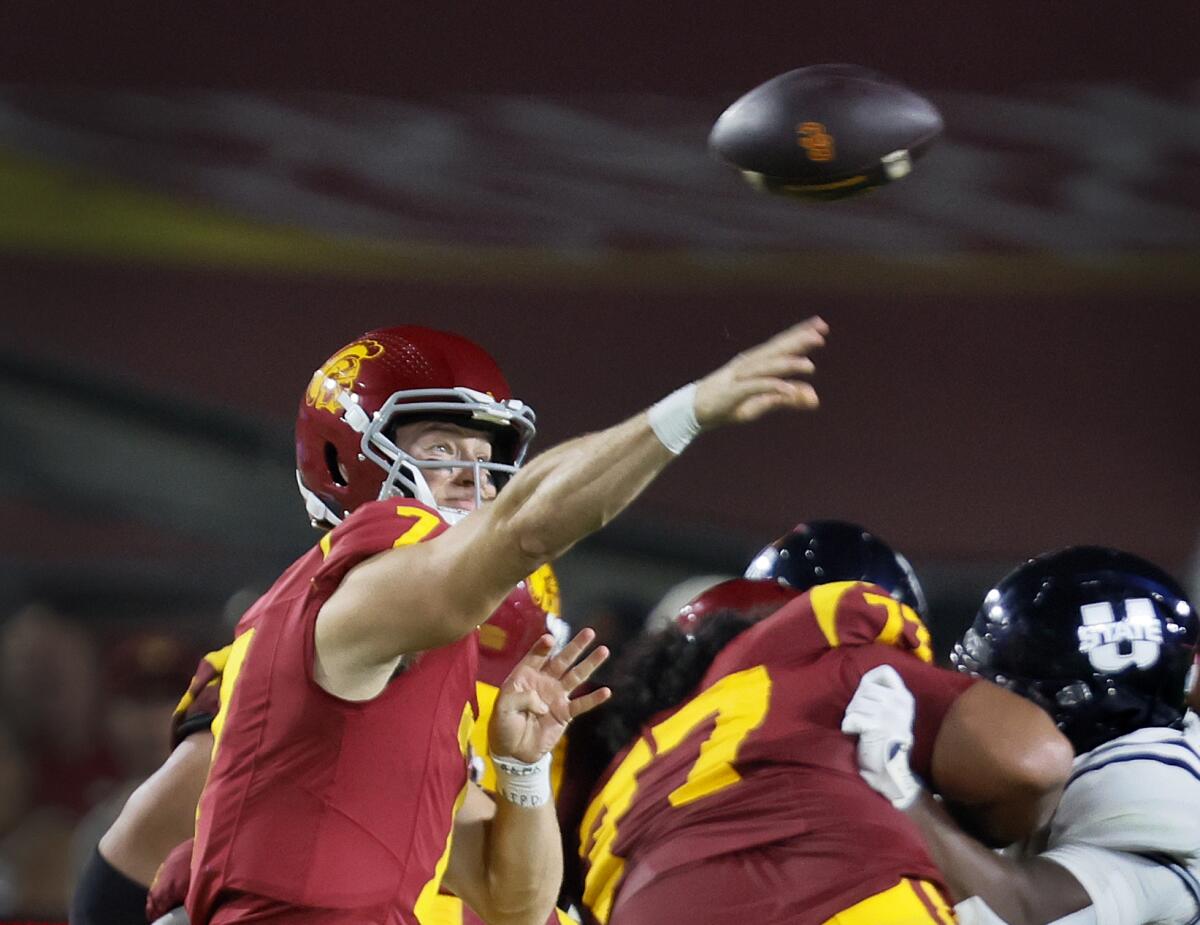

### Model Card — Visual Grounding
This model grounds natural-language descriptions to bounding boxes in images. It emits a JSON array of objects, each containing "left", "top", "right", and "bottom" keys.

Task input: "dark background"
[{"left": 0, "top": 3, "right": 1197, "bottom": 917}]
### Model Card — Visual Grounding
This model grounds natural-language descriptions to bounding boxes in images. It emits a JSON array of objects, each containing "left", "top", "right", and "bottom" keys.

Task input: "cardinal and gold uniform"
[
  {"left": 169, "top": 642, "right": 229, "bottom": 748},
  {"left": 417, "top": 562, "right": 575, "bottom": 925},
  {"left": 185, "top": 498, "right": 480, "bottom": 925},
  {"left": 153, "top": 560, "right": 571, "bottom": 925},
  {"left": 578, "top": 581, "right": 972, "bottom": 925},
  {"left": 147, "top": 838, "right": 194, "bottom": 923}
]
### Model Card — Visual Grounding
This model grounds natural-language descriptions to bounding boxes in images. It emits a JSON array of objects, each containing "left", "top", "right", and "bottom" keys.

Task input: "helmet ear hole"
[{"left": 324, "top": 442, "right": 348, "bottom": 487}]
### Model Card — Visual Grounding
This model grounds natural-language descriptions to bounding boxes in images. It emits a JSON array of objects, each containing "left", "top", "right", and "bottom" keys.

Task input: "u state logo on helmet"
[
  {"left": 952, "top": 546, "right": 1198, "bottom": 754},
  {"left": 1077, "top": 598, "right": 1165, "bottom": 673}
]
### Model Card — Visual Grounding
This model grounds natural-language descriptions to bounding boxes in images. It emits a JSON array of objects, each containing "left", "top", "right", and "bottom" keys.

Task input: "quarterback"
[
  {"left": 846, "top": 546, "right": 1200, "bottom": 925},
  {"left": 135, "top": 576, "right": 571, "bottom": 925},
  {"left": 80, "top": 318, "right": 829, "bottom": 925},
  {"left": 73, "top": 326, "right": 573, "bottom": 925}
]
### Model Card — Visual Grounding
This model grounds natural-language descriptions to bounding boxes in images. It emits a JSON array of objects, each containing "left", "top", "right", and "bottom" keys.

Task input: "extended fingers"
[
  {"left": 732, "top": 319, "right": 826, "bottom": 383},
  {"left": 750, "top": 317, "right": 828, "bottom": 360},
  {"left": 734, "top": 380, "right": 819, "bottom": 422},
  {"left": 513, "top": 634, "right": 556, "bottom": 674},
  {"left": 693, "top": 317, "right": 829, "bottom": 429},
  {"left": 743, "top": 353, "right": 817, "bottom": 381},
  {"left": 568, "top": 686, "right": 612, "bottom": 720},
  {"left": 560, "top": 645, "right": 610, "bottom": 694},
  {"left": 544, "top": 627, "right": 597, "bottom": 678}
]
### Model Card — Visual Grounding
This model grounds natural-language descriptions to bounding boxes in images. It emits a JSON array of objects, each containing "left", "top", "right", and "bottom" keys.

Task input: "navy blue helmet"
[
  {"left": 951, "top": 546, "right": 1198, "bottom": 755},
  {"left": 744, "top": 520, "right": 928, "bottom": 617}
]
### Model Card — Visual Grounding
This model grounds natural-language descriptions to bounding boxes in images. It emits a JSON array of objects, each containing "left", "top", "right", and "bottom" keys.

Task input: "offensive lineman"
[{"left": 566, "top": 523, "right": 1074, "bottom": 924}]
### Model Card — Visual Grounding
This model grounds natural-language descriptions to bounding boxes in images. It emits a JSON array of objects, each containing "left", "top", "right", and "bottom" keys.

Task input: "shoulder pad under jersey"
[{"left": 795, "top": 581, "right": 934, "bottom": 662}]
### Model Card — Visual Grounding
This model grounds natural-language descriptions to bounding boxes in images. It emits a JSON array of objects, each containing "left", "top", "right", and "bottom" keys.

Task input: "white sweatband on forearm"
[
  {"left": 647, "top": 382, "right": 701, "bottom": 455},
  {"left": 491, "top": 753, "right": 552, "bottom": 808}
]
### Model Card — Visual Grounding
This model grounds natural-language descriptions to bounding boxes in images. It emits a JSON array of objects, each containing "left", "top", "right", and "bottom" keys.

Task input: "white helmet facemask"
[
  {"left": 336, "top": 385, "right": 536, "bottom": 524},
  {"left": 377, "top": 447, "right": 493, "bottom": 525}
]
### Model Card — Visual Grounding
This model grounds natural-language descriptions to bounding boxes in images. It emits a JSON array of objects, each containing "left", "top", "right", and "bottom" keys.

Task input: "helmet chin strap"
[
  {"left": 298, "top": 465, "right": 471, "bottom": 531},
  {"left": 296, "top": 471, "right": 343, "bottom": 528}
]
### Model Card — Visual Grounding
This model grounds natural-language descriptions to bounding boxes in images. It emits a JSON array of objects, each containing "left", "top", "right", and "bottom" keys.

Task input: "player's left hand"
[
  {"left": 489, "top": 628, "right": 611, "bottom": 764},
  {"left": 841, "top": 664, "right": 922, "bottom": 809}
]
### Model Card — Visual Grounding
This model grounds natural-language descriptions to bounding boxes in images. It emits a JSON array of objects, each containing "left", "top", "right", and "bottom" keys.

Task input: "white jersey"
[{"left": 1038, "top": 712, "right": 1200, "bottom": 925}]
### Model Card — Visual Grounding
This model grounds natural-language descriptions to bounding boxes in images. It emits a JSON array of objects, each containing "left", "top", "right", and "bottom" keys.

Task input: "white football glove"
[{"left": 841, "top": 664, "right": 921, "bottom": 809}]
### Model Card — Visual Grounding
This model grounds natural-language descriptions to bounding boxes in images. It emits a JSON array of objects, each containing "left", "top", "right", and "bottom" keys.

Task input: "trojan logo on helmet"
[
  {"left": 295, "top": 325, "right": 537, "bottom": 528},
  {"left": 305, "top": 339, "right": 385, "bottom": 413},
  {"left": 525, "top": 562, "right": 561, "bottom": 615}
]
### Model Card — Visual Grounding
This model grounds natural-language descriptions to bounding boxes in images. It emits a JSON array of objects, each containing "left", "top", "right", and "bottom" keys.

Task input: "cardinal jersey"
[
  {"left": 171, "top": 643, "right": 230, "bottom": 748},
  {"left": 148, "top": 839, "right": 195, "bottom": 923},
  {"left": 187, "top": 499, "right": 479, "bottom": 925},
  {"left": 418, "top": 562, "right": 572, "bottom": 925},
  {"left": 579, "top": 581, "right": 974, "bottom": 925},
  {"left": 1034, "top": 712, "right": 1200, "bottom": 925},
  {"left": 156, "top": 562, "right": 565, "bottom": 924}
]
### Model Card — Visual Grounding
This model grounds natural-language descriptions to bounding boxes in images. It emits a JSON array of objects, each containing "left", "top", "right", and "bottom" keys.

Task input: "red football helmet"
[
  {"left": 296, "top": 326, "right": 536, "bottom": 527},
  {"left": 478, "top": 564, "right": 568, "bottom": 687},
  {"left": 673, "top": 578, "right": 798, "bottom": 636}
]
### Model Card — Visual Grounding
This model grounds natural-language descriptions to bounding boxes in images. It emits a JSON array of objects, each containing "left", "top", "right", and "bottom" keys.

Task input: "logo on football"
[{"left": 709, "top": 64, "right": 943, "bottom": 201}]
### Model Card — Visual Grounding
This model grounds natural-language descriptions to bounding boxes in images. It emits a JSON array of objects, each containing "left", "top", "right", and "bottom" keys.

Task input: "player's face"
[{"left": 391, "top": 420, "right": 498, "bottom": 512}]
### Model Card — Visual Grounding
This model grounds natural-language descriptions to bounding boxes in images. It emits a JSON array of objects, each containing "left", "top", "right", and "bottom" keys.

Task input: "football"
[{"left": 709, "top": 64, "right": 943, "bottom": 200}]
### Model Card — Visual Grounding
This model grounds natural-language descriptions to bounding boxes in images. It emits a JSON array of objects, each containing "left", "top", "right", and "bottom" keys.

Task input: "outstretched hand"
[
  {"left": 694, "top": 317, "right": 827, "bottom": 427},
  {"left": 488, "top": 628, "right": 611, "bottom": 764}
]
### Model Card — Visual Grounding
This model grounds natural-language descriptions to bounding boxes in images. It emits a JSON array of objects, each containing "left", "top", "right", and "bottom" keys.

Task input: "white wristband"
[
  {"left": 491, "top": 752, "right": 552, "bottom": 808},
  {"left": 647, "top": 382, "right": 701, "bottom": 455}
]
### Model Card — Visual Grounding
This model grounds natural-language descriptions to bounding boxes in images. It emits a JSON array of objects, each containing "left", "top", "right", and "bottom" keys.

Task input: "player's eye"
[{"left": 419, "top": 441, "right": 453, "bottom": 459}]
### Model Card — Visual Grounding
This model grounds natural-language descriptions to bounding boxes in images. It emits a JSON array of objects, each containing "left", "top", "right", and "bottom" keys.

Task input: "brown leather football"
[{"left": 709, "top": 64, "right": 943, "bottom": 200}]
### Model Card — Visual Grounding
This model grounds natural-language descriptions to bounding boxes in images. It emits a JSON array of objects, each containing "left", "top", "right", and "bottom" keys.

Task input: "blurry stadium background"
[{"left": 0, "top": 3, "right": 1197, "bottom": 919}]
